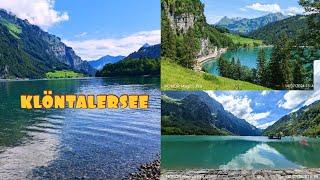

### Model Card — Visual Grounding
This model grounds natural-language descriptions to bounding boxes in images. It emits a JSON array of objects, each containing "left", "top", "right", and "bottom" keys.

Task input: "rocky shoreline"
[
  {"left": 126, "top": 158, "right": 160, "bottom": 180},
  {"left": 161, "top": 169, "right": 320, "bottom": 180}
]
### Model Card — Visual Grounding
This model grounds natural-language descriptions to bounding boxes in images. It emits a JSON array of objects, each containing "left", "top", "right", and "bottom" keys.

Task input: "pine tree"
[
  {"left": 256, "top": 49, "right": 267, "bottom": 85},
  {"left": 293, "top": 58, "right": 305, "bottom": 86},
  {"left": 236, "top": 58, "right": 241, "bottom": 80},
  {"left": 269, "top": 34, "right": 292, "bottom": 89}
]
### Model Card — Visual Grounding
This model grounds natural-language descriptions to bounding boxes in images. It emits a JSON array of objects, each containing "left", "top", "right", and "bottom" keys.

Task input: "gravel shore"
[
  {"left": 126, "top": 158, "right": 160, "bottom": 180},
  {"left": 161, "top": 169, "right": 320, "bottom": 180}
]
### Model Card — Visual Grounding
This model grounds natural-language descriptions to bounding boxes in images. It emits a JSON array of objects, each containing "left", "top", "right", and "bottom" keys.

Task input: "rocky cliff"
[
  {"left": 161, "top": 0, "right": 231, "bottom": 62},
  {"left": 0, "top": 9, "right": 95, "bottom": 78}
]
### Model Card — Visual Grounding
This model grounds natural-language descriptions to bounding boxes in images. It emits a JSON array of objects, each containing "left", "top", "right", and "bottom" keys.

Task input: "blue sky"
[
  {"left": 201, "top": 0, "right": 305, "bottom": 24},
  {"left": 0, "top": 0, "right": 160, "bottom": 59},
  {"left": 205, "top": 61, "right": 320, "bottom": 129}
]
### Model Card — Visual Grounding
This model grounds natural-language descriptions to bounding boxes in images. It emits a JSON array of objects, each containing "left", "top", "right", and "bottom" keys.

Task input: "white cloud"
[
  {"left": 256, "top": 120, "right": 276, "bottom": 129},
  {"left": 246, "top": 3, "right": 281, "bottom": 13},
  {"left": 0, "top": 0, "right": 69, "bottom": 29},
  {"left": 206, "top": 91, "right": 270, "bottom": 126},
  {"left": 63, "top": 30, "right": 160, "bottom": 60},
  {"left": 245, "top": 3, "right": 305, "bottom": 15},
  {"left": 284, "top": 7, "right": 305, "bottom": 16},
  {"left": 278, "top": 91, "right": 312, "bottom": 109}
]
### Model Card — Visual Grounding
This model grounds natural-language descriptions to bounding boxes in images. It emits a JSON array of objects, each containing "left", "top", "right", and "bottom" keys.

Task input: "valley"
[{"left": 161, "top": 0, "right": 319, "bottom": 90}]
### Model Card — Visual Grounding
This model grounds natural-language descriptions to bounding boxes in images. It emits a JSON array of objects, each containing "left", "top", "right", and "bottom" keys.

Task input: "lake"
[
  {"left": 0, "top": 77, "right": 160, "bottom": 179},
  {"left": 204, "top": 47, "right": 273, "bottom": 75},
  {"left": 161, "top": 136, "right": 320, "bottom": 170}
]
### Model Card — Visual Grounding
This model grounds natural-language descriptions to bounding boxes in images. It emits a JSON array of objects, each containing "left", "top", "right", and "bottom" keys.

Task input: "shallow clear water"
[
  {"left": 0, "top": 77, "right": 160, "bottom": 179},
  {"left": 204, "top": 47, "right": 273, "bottom": 75},
  {"left": 161, "top": 136, "right": 320, "bottom": 170}
]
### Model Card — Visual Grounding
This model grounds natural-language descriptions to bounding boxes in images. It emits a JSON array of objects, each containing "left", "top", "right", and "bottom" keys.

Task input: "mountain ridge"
[
  {"left": 263, "top": 100, "right": 320, "bottom": 137},
  {"left": 0, "top": 9, "right": 95, "bottom": 78},
  {"left": 162, "top": 91, "right": 262, "bottom": 136},
  {"left": 88, "top": 55, "right": 125, "bottom": 70},
  {"left": 216, "top": 13, "right": 288, "bottom": 34}
]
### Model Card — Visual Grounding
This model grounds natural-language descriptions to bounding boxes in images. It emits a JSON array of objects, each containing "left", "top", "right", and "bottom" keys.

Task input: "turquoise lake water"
[
  {"left": 204, "top": 47, "right": 273, "bottom": 75},
  {"left": 0, "top": 77, "right": 160, "bottom": 179},
  {"left": 162, "top": 136, "right": 320, "bottom": 170}
]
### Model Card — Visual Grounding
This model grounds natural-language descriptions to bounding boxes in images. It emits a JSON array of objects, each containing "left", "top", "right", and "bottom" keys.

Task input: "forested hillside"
[
  {"left": 0, "top": 9, "right": 95, "bottom": 79},
  {"left": 249, "top": 15, "right": 308, "bottom": 44},
  {"left": 162, "top": 91, "right": 262, "bottom": 136},
  {"left": 264, "top": 100, "right": 320, "bottom": 137},
  {"left": 161, "top": 0, "right": 233, "bottom": 69}
]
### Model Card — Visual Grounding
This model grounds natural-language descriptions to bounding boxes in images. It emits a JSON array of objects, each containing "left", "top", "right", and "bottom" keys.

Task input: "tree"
[
  {"left": 299, "top": 0, "right": 320, "bottom": 48},
  {"left": 235, "top": 58, "right": 241, "bottom": 80},
  {"left": 256, "top": 49, "right": 267, "bottom": 85},
  {"left": 293, "top": 58, "right": 305, "bottom": 87},
  {"left": 269, "top": 34, "right": 292, "bottom": 89}
]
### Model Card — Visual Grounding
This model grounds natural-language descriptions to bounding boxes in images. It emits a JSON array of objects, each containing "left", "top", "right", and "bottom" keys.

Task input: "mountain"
[
  {"left": 95, "top": 44, "right": 160, "bottom": 77},
  {"left": 161, "top": 0, "right": 233, "bottom": 65},
  {"left": 248, "top": 15, "right": 308, "bottom": 44},
  {"left": 125, "top": 43, "right": 160, "bottom": 59},
  {"left": 88, "top": 55, "right": 125, "bottom": 70},
  {"left": 216, "top": 13, "right": 288, "bottom": 35},
  {"left": 162, "top": 91, "right": 262, "bottom": 136},
  {"left": 264, "top": 100, "right": 320, "bottom": 137},
  {"left": 0, "top": 9, "right": 95, "bottom": 79}
]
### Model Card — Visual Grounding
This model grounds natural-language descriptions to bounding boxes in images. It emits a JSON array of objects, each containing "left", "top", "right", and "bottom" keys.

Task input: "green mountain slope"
[
  {"left": 162, "top": 91, "right": 262, "bottom": 135},
  {"left": 263, "top": 100, "right": 320, "bottom": 137},
  {"left": 0, "top": 9, "right": 95, "bottom": 79},
  {"left": 216, "top": 13, "right": 288, "bottom": 35},
  {"left": 249, "top": 15, "right": 308, "bottom": 44}
]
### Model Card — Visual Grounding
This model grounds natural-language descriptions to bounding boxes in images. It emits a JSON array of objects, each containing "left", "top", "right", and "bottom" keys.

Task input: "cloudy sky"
[
  {"left": 201, "top": 0, "right": 305, "bottom": 24},
  {"left": 206, "top": 61, "right": 320, "bottom": 129},
  {"left": 0, "top": 0, "right": 160, "bottom": 60}
]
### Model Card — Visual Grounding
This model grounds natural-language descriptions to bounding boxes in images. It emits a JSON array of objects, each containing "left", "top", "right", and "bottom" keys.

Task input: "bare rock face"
[{"left": 174, "top": 13, "right": 195, "bottom": 33}]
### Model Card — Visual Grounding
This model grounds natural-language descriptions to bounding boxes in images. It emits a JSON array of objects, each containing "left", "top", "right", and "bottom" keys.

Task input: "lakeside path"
[
  {"left": 161, "top": 169, "right": 320, "bottom": 180},
  {"left": 194, "top": 48, "right": 227, "bottom": 72}
]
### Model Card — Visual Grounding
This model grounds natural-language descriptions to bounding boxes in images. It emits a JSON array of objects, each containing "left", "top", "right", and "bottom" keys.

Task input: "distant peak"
[{"left": 142, "top": 43, "right": 150, "bottom": 48}]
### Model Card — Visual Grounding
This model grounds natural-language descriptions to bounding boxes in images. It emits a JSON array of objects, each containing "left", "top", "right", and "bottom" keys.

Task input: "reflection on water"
[
  {"left": 161, "top": 136, "right": 320, "bottom": 170},
  {"left": 0, "top": 77, "right": 160, "bottom": 179}
]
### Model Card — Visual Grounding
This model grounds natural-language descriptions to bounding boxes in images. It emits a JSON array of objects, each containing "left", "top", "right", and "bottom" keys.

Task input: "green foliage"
[
  {"left": 161, "top": 96, "right": 230, "bottom": 135},
  {"left": 161, "top": 0, "right": 234, "bottom": 69},
  {"left": 0, "top": 19, "right": 22, "bottom": 39},
  {"left": 46, "top": 70, "right": 84, "bottom": 79},
  {"left": 249, "top": 15, "right": 308, "bottom": 44},
  {"left": 256, "top": 49, "right": 268, "bottom": 86},
  {"left": 161, "top": 59, "right": 269, "bottom": 90},
  {"left": 218, "top": 57, "right": 256, "bottom": 83},
  {"left": 225, "top": 33, "right": 263, "bottom": 47},
  {"left": 264, "top": 101, "right": 320, "bottom": 137},
  {"left": 96, "top": 58, "right": 160, "bottom": 77}
]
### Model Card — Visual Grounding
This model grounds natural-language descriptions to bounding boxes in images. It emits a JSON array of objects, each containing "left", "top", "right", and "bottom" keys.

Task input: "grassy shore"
[
  {"left": 161, "top": 60, "right": 269, "bottom": 90},
  {"left": 226, "top": 33, "right": 263, "bottom": 47},
  {"left": 46, "top": 70, "right": 84, "bottom": 79}
]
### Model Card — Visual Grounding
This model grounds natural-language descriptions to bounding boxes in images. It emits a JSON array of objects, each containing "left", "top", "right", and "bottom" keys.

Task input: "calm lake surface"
[
  {"left": 162, "top": 136, "right": 320, "bottom": 170},
  {"left": 204, "top": 47, "right": 273, "bottom": 75},
  {"left": 0, "top": 77, "right": 160, "bottom": 179}
]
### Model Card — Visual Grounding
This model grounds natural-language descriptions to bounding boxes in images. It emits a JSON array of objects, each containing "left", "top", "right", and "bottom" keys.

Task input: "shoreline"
[
  {"left": 194, "top": 48, "right": 227, "bottom": 72},
  {"left": 0, "top": 75, "right": 159, "bottom": 82},
  {"left": 161, "top": 169, "right": 320, "bottom": 179},
  {"left": 126, "top": 157, "right": 160, "bottom": 180}
]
